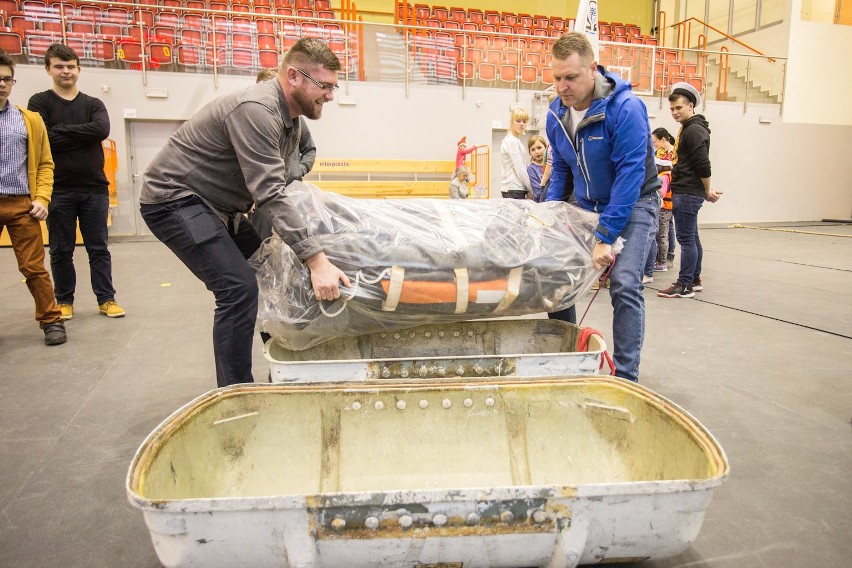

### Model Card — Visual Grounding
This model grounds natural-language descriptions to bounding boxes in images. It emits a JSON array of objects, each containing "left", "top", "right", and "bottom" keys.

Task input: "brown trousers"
[{"left": 0, "top": 195, "right": 62, "bottom": 327}]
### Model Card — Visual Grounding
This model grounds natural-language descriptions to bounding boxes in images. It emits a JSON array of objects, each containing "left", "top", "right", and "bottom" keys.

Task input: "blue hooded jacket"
[{"left": 545, "top": 68, "right": 660, "bottom": 245}]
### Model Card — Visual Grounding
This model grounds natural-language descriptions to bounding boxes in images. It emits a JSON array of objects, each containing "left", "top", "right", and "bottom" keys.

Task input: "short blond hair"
[
  {"left": 510, "top": 106, "right": 529, "bottom": 123},
  {"left": 552, "top": 31, "right": 595, "bottom": 65}
]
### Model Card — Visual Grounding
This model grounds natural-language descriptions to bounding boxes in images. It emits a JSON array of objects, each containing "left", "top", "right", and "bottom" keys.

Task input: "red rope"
[
  {"left": 577, "top": 326, "right": 617, "bottom": 376},
  {"left": 575, "top": 257, "right": 617, "bottom": 376},
  {"left": 578, "top": 256, "right": 616, "bottom": 326}
]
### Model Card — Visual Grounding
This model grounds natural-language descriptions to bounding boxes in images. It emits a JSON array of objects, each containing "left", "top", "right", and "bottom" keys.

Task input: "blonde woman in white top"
[{"left": 500, "top": 107, "right": 532, "bottom": 199}]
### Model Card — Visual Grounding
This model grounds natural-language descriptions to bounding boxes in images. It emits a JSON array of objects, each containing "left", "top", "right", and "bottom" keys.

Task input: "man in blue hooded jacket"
[{"left": 544, "top": 32, "right": 660, "bottom": 382}]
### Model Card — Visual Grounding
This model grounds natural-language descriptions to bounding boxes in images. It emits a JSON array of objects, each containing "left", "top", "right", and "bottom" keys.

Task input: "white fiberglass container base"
[
  {"left": 264, "top": 319, "right": 607, "bottom": 383},
  {"left": 127, "top": 378, "right": 728, "bottom": 568}
]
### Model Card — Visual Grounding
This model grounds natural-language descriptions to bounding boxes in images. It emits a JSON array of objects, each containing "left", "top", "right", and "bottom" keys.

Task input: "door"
[{"left": 128, "top": 120, "right": 183, "bottom": 235}]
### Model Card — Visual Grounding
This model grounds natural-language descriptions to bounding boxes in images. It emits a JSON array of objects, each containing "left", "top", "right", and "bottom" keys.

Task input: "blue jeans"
[
  {"left": 609, "top": 193, "right": 658, "bottom": 382},
  {"left": 667, "top": 217, "right": 676, "bottom": 255},
  {"left": 672, "top": 193, "right": 704, "bottom": 286},
  {"left": 141, "top": 196, "right": 262, "bottom": 388},
  {"left": 643, "top": 209, "right": 660, "bottom": 277},
  {"left": 47, "top": 192, "right": 115, "bottom": 304}
]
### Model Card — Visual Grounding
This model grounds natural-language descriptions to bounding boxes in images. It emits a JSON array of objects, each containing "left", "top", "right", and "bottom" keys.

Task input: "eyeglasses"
[
  {"left": 294, "top": 68, "right": 338, "bottom": 92},
  {"left": 0, "top": 76, "right": 16, "bottom": 85}
]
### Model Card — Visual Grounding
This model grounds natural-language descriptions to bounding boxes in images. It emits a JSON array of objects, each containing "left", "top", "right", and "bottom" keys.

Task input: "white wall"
[
  {"left": 648, "top": 98, "right": 852, "bottom": 223},
  {"left": 9, "top": 65, "right": 852, "bottom": 233},
  {"left": 785, "top": 0, "right": 852, "bottom": 125}
]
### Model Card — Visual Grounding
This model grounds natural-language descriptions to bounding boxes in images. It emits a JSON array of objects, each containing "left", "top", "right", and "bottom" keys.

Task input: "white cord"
[{"left": 317, "top": 268, "right": 390, "bottom": 318}]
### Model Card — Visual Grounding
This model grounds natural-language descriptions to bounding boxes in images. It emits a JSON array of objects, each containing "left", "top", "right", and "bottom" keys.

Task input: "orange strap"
[{"left": 380, "top": 277, "right": 510, "bottom": 305}]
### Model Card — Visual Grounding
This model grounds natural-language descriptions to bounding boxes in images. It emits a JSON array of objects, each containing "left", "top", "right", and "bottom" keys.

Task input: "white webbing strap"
[
  {"left": 381, "top": 265, "right": 405, "bottom": 312},
  {"left": 454, "top": 268, "right": 469, "bottom": 313},
  {"left": 493, "top": 267, "right": 523, "bottom": 314}
]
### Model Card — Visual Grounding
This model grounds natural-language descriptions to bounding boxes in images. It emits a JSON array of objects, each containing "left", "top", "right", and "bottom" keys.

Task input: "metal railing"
[{"left": 6, "top": 1, "right": 786, "bottom": 107}]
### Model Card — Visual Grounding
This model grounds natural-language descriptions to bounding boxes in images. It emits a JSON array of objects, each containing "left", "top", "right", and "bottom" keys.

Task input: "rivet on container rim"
[
  {"left": 432, "top": 513, "right": 448, "bottom": 527},
  {"left": 500, "top": 510, "right": 514, "bottom": 523},
  {"left": 424, "top": 331, "right": 432, "bottom": 338},
  {"left": 466, "top": 512, "right": 480, "bottom": 525},
  {"left": 381, "top": 367, "right": 391, "bottom": 378},
  {"left": 463, "top": 398, "right": 473, "bottom": 408},
  {"left": 532, "top": 509, "right": 547, "bottom": 524},
  {"left": 485, "top": 397, "right": 495, "bottom": 407},
  {"left": 393, "top": 333, "right": 401, "bottom": 339},
  {"left": 419, "top": 399, "right": 429, "bottom": 409},
  {"left": 331, "top": 518, "right": 346, "bottom": 530},
  {"left": 351, "top": 401, "right": 362, "bottom": 411},
  {"left": 374, "top": 401, "right": 385, "bottom": 410},
  {"left": 442, "top": 398, "right": 452, "bottom": 409},
  {"left": 396, "top": 400, "right": 407, "bottom": 410},
  {"left": 398, "top": 514, "right": 413, "bottom": 528},
  {"left": 364, "top": 516, "right": 379, "bottom": 530}
]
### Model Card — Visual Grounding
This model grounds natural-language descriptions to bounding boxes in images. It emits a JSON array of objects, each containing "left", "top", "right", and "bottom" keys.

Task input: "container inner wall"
[{"left": 138, "top": 382, "right": 717, "bottom": 500}]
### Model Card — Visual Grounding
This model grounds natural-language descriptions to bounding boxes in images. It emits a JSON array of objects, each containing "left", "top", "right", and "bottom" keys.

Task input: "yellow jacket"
[{"left": 17, "top": 105, "right": 54, "bottom": 207}]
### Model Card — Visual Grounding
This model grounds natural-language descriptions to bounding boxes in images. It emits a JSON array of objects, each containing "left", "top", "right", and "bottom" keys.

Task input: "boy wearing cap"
[{"left": 658, "top": 82, "right": 722, "bottom": 299}]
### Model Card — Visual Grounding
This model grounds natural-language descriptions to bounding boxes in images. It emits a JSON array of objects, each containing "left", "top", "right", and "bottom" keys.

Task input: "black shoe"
[
  {"left": 44, "top": 322, "right": 67, "bottom": 345},
  {"left": 657, "top": 283, "right": 695, "bottom": 299}
]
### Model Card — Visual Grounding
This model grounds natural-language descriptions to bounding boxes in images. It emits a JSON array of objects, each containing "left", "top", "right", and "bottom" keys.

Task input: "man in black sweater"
[
  {"left": 28, "top": 44, "right": 125, "bottom": 319},
  {"left": 657, "top": 82, "right": 723, "bottom": 299}
]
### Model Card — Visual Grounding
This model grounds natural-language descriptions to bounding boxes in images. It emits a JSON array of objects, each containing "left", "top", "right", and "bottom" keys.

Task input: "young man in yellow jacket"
[{"left": 0, "top": 50, "right": 67, "bottom": 345}]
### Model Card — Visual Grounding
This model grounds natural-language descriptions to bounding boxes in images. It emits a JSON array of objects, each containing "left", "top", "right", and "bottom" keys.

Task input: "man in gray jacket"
[{"left": 140, "top": 39, "right": 349, "bottom": 387}]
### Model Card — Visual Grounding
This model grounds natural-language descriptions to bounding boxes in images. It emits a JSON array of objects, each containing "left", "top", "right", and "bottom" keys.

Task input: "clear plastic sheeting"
[{"left": 252, "top": 182, "right": 619, "bottom": 351}]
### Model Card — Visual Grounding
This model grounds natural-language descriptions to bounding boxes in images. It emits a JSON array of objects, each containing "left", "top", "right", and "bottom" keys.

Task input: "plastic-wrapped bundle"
[{"left": 252, "top": 182, "right": 618, "bottom": 351}]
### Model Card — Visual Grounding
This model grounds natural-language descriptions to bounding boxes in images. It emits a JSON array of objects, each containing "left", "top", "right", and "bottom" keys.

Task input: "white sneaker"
[{"left": 642, "top": 275, "right": 653, "bottom": 284}]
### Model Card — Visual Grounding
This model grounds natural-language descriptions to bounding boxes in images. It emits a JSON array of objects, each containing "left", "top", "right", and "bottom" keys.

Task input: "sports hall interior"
[{"left": 0, "top": 0, "right": 850, "bottom": 567}]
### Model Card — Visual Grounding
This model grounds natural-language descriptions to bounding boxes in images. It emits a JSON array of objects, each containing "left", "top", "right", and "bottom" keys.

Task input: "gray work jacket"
[{"left": 141, "top": 78, "right": 319, "bottom": 260}]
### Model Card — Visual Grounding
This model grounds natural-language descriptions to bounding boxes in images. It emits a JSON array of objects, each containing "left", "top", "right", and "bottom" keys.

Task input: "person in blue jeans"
[
  {"left": 544, "top": 32, "right": 661, "bottom": 383},
  {"left": 28, "top": 44, "right": 125, "bottom": 319},
  {"left": 658, "top": 82, "right": 723, "bottom": 299}
]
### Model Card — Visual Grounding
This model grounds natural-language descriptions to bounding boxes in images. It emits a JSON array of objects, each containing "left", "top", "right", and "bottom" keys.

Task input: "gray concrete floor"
[{"left": 0, "top": 224, "right": 850, "bottom": 567}]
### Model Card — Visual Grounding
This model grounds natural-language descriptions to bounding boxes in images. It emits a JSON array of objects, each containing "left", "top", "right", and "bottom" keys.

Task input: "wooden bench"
[
  {"left": 304, "top": 155, "right": 491, "bottom": 199},
  {"left": 304, "top": 158, "right": 455, "bottom": 199}
]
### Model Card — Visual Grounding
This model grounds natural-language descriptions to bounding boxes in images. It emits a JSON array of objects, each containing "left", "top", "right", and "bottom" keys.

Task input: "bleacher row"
[
  {"left": 400, "top": 3, "right": 703, "bottom": 92},
  {"left": 0, "top": 0, "right": 704, "bottom": 93},
  {"left": 0, "top": 0, "right": 358, "bottom": 73}
]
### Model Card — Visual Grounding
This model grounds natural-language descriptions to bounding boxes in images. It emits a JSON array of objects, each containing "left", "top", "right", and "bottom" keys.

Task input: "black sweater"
[
  {"left": 28, "top": 90, "right": 110, "bottom": 194},
  {"left": 671, "top": 114, "right": 711, "bottom": 198}
]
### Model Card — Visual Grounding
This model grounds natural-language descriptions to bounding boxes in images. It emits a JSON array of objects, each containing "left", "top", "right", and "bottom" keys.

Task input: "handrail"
[
  {"left": 670, "top": 16, "right": 775, "bottom": 62},
  {"left": 658, "top": 10, "right": 667, "bottom": 46},
  {"left": 697, "top": 33, "right": 706, "bottom": 71},
  {"left": 674, "top": 21, "right": 686, "bottom": 49},
  {"left": 717, "top": 46, "right": 729, "bottom": 101}
]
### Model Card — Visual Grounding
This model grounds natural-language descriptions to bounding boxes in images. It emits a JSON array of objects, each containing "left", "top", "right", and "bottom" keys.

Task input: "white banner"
[{"left": 576, "top": 0, "right": 601, "bottom": 62}]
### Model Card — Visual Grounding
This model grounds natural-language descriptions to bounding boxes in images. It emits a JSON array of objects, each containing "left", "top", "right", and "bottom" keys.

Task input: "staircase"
[{"left": 702, "top": 57, "right": 781, "bottom": 104}]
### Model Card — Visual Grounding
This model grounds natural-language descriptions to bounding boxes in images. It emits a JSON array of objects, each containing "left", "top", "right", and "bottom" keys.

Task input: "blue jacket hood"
[{"left": 545, "top": 68, "right": 660, "bottom": 244}]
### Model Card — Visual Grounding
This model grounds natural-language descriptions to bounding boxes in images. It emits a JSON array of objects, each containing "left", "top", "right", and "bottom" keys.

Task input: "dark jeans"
[
  {"left": 548, "top": 305, "right": 577, "bottom": 325},
  {"left": 47, "top": 192, "right": 115, "bottom": 304},
  {"left": 672, "top": 193, "right": 704, "bottom": 286},
  {"left": 667, "top": 216, "right": 676, "bottom": 256},
  {"left": 141, "top": 196, "right": 262, "bottom": 387}
]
